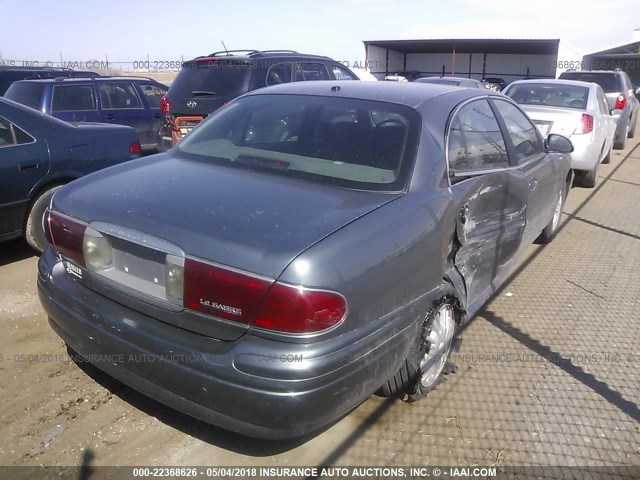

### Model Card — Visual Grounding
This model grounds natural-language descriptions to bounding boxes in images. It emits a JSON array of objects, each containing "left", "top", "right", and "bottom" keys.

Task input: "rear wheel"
[
  {"left": 24, "top": 185, "right": 63, "bottom": 253},
  {"left": 627, "top": 116, "right": 635, "bottom": 139},
  {"left": 581, "top": 162, "right": 600, "bottom": 188},
  {"left": 614, "top": 123, "right": 628, "bottom": 149},
  {"left": 602, "top": 143, "right": 613, "bottom": 164},
  {"left": 377, "top": 293, "right": 459, "bottom": 401}
]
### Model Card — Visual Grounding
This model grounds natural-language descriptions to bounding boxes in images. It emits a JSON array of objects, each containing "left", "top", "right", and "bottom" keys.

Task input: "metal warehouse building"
[
  {"left": 363, "top": 38, "right": 582, "bottom": 84},
  {"left": 583, "top": 29, "right": 640, "bottom": 86}
]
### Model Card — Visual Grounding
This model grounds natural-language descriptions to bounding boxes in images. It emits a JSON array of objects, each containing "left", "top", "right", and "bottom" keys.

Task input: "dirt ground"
[{"left": 0, "top": 134, "right": 639, "bottom": 476}]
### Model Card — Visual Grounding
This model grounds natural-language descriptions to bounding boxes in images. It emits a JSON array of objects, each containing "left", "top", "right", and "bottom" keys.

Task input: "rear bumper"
[
  {"left": 37, "top": 249, "right": 416, "bottom": 439},
  {"left": 568, "top": 134, "right": 603, "bottom": 171}
]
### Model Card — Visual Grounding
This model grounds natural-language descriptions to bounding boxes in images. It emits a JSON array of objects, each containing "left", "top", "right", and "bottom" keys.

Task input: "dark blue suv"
[{"left": 5, "top": 76, "right": 168, "bottom": 151}]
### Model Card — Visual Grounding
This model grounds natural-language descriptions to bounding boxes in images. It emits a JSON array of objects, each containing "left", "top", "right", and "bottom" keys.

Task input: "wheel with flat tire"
[
  {"left": 537, "top": 183, "right": 565, "bottom": 244},
  {"left": 24, "top": 185, "right": 63, "bottom": 253},
  {"left": 377, "top": 291, "right": 459, "bottom": 401}
]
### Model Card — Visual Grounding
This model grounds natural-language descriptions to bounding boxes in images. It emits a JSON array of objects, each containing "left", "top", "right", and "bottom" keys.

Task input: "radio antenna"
[{"left": 221, "top": 41, "right": 229, "bottom": 55}]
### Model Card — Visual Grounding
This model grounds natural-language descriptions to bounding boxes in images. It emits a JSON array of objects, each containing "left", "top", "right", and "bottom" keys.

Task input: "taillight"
[
  {"left": 44, "top": 209, "right": 87, "bottom": 266},
  {"left": 181, "top": 258, "right": 347, "bottom": 334},
  {"left": 129, "top": 141, "right": 142, "bottom": 154},
  {"left": 183, "top": 259, "right": 272, "bottom": 323},
  {"left": 252, "top": 283, "right": 347, "bottom": 334},
  {"left": 576, "top": 113, "right": 594, "bottom": 134},
  {"left": 614, "top": 93, "right": 627, "bottom": 111},
  {"left": 160, "top": 96, "right": 171, "bottom": 114}
]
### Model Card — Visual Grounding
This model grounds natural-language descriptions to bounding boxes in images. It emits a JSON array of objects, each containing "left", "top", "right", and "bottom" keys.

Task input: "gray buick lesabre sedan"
[{"left": 37, "top": 81, "right": 573, "bottom": 439}]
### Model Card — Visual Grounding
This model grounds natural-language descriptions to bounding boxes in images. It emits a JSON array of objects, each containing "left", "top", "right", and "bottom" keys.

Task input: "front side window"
[
  {"left": 448, "top": 99, "right": 508, "bottom": 172},
  {"left": 0, "top": 117, "right": 34, "bottom": 147},
  {"left": 99, "top": 83, "right": 142, "bottom": 109},
  {"left": 492, "top": 100, "right": 543, "bottom": 164},
  {"left": 176, "top": 94, "right": 420, "bottom": 191},
  {"left": 52, "top": 84, "right": 97, "bottom": 112}
]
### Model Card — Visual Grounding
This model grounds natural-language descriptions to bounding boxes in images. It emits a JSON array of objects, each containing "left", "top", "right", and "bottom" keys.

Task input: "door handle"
[
  {"left": 459, "top": 202, "right": 470, "bottom": 224},
  {"left": 18, "top": 162, "right": 40, "bottom": 171},
  {"left": 103, "top": 114, "right": 116, "bottom": 121},
  {"left": 528, "top": 178, "right": 538, "bottom": 191}
]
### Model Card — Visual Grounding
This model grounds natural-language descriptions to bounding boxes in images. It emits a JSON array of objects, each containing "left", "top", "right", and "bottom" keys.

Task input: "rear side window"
[
  {"left": 266, "top": 63, "right": 293, "bottom": 86},
  {"left": 99, "top": 83, "right": 142, "bottom": 109},
  {"left": 331, "top": 65, "right": 357, "bottom": 80},
  {"left": 492, "top": 100, "right": 543, "bottom": 163},
  {"left": 4, "top": 82, "right": 43, "bottom": 109},
  {"left": 560, "top": 73, "right": 621, "bottom": 93},
  {"left": 138, "top": 82, "right": 168, "bottom": 108},
  {"left": 0, "top": 117, "right": 34, "bottom": 147},
  {"left": 176, "top": 94, "right": 420, "bottom": 191},
  {"left": 448, "top": 99, "right": 508, "bottom": 171},
  {"left": 170, "top": 61, "right": 253, "bottom": 99},
  {"left": 295, "top": 63, "right": 329, "bottom": 81},
  {"left": 52, "top": 84, "right": 97, "bottom": 111}
]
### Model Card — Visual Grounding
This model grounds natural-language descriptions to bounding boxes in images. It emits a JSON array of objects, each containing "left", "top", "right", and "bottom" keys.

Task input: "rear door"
[
  {"left": 136, "top": 81, "right": 168, "bottom": 146},
  {"left": 98, "top": 81, "right": 147, "bottom": 144},
  {"left": 50, "top": 83, "right": 101, "bottom": 123},
  {"left": 491, "top": 98, "right": 557, "bottom": 243},
  {"left": 447, "top": 98, "right": 529, "bottom": 307},
  {"left": 0, "top": 116, "right": 49, "bottom": 237}
]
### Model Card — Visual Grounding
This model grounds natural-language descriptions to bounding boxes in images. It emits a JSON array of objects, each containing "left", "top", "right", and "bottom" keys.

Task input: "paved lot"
[{"left": 0, "top": 132, "right": 638, "bottom": 476}]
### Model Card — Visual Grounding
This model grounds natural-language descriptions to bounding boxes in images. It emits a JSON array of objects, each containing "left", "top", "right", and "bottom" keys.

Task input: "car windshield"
[
  {"left": 175, "top": 94, "right": 420, "bottom": 191},
  {"left": 560, "top": 73, "right": 621, "bottom": 93},
  {"left": 5, "top": 82, "right": 43, "bottom": 109},
  {"left": 505, "top": 83, "right": 590, "bottom": 109},
  {"left": 418, "top": 78, "right": 460, "bottom": 86},
  {"left": 170, "top": 60, "right": 253, "bottom": 99}
]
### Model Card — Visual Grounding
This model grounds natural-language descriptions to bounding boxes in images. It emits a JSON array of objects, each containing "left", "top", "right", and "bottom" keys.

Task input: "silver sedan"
[{"left": 503, "top": 79, "right": 617, "bottom": 187}]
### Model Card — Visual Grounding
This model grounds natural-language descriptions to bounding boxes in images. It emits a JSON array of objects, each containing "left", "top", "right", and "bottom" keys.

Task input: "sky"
[{"left": 0, "top": 0, "right": 638, "bottom": 67}]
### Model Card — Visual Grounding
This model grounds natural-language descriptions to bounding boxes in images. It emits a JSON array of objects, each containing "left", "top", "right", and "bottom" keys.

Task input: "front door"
[{"left": 447, "top": 99, "right": 528, "bottom": 310}]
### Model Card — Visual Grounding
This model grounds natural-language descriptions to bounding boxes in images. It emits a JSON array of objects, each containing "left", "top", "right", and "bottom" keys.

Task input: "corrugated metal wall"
[{"left": 366, "top": 45, "right": 561, "bottom": 84}]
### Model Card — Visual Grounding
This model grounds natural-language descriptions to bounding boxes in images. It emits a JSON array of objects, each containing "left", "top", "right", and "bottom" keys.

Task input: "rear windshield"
[
  {"left": 169, "top": 60, "right": 253, "bottom": 99},
  {"left": 4, "top": 82, "right": 43, "bottom": 109},
  {"left": 559, "top": 73, "right": 621, "bottom": 93},
  {"left": 175, "top": 94, "right": 420, "bottom": 192},
  {"left": 418, "top": 78, "right": 460, "bottom": 86},
  {"left": 505, "top": 83, "right": 590, "bottom": 109}
]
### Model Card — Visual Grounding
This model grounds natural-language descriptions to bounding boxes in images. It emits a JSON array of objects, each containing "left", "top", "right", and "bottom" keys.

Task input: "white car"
[{"left": 503, "top": 79, "right": 617, "bottom": 187}]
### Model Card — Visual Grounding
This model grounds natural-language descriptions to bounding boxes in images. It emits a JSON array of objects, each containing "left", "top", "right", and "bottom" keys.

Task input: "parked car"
[
  {"left": 0, "top": 97, "right": 141, "bottom": 252},
  {"left": 38, "top": 81, "right": 573, "bottom": 439},
  {"left": 383, "top": 70, "right": 423, "bottom": 82},
  {"left": 4, "top": 76, "right": 168, "bottom": 151},
  {"left": 415, "top": 76, "right": 486, "bottom": 89},
  {"left": 159, "top": 50, "right": 359, "bottom": 150},
  {"left": 481, "top": 77, "right": 507, "bottom": 91},
  {"left": 0, "top": 66, "right": 99, "bottom": 96},
  {"left": 559, "top": 69, "right": 639, "bottom": 149},
  {"left": 503, "top": 79, "right": 617, "bottom": 187}
]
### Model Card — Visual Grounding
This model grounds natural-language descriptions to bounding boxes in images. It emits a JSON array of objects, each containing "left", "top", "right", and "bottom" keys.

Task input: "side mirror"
[
  {"left": 611, "top": 108, "right": 623, "bottom": 117},
  {"left": 545, "top": 134, "right": 573, "bottom": 154}
]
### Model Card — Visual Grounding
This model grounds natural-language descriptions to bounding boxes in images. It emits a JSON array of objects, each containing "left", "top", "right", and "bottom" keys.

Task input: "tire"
[
  {"left": 602, "top": 143, "right": 612, "bottom": 164},
  {"left": 377, "top": 290, "right": 460, "bottom": 401},
  {"left": 24, "top": 185, "right": 63, "bottom": 253},
  {"left": 614, "top": 124, "right": 627, "bottom": 150},
  {"left": 581, "top": 161, "right": 600, "bottom": 188},
  {"left": 627, "top": 116, "right": 635, "bottom": 139},
  {"left": 537, "top": 182, "right": 566, "bottom": 244}
]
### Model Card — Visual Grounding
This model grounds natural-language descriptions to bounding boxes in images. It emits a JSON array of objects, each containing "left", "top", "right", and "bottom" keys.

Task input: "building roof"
[
  {"left": 583, "top": 40, "right": 640, "bottom": 57},
  {"left": 363, "top": 39, "right": 561, "bottom": 55}
]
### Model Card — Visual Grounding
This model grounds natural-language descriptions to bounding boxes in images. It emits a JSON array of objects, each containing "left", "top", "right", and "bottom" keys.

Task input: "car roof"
[
  {"left": 507, "top": 79, "right": 596, "bottom": 89},
  {"left": 187, "top": 51, "right": 334, "bottom": 62},
  {"left": 11, "top": 76, "right": 160, "bottom": 84},
  {"left": 561, "top": 70, "right": 622, "bottom": 75},
  {"left": 244, "top": 80, "right": 501, "bottom": 108},
  {"left": 419, "top": 76, "right": 478, "bottom": 82}
]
